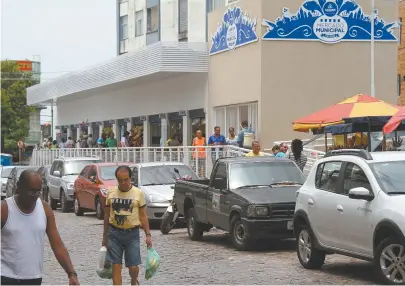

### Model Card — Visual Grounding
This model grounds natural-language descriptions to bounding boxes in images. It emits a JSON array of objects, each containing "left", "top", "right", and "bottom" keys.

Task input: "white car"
[{"left": 293, "top": 149, "right": 405, "bottom": 285}]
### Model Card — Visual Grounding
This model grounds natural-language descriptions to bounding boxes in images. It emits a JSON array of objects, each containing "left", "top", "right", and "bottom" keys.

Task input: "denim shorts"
[{"left": 106, "top": 225, "right": 141, "bottom": 267}]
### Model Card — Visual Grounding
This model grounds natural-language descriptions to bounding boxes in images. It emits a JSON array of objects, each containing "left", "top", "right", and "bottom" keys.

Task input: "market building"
[
  {"left": 27, "top": 0, "right": 400, "bottom": 148},
  {"left": 207, "top": 0, "right": 399, "bottom": 144}
]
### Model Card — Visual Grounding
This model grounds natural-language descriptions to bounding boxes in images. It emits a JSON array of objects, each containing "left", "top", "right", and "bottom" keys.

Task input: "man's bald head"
[{"left": 17, "top": 170, "right": 42, "bottom": 190}]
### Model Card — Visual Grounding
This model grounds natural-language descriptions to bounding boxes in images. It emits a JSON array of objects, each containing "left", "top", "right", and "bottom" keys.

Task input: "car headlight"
[
  {"left": 247, "top": 205, "right": 269, "bottom": 217},
  {"left": 149, "top": 194, "right": 169, "bottom": 203},
  {"left": 100, "top": 188, "right": 108, "bottom": 197},
  {"left": 67, "top": 183, "right": 74, "bottom": 190}
]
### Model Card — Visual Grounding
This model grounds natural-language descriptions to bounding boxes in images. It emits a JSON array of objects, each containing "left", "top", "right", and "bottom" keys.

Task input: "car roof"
[
  {"left": 93, "top": 162, "right": 131, "bottom": 167},
  {"left": 129, "top": 162, "right": 187, "bottom": 167},
  {"left": 54, "top": 156, "right": 101, "bottom": 161},
  {"left": 322, "top": 151, "right": 405, "bottom": 164},
  {"left": 219, "top": 156, "right": 292, "bottom": 164}
]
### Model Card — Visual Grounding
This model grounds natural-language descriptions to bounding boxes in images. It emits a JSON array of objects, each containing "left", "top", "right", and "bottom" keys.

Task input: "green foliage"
[{"left": 1, "top": 60, "right": 38, "bottom": 151}]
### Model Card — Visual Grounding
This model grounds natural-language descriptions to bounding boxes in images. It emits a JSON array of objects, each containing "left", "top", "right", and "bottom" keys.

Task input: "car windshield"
[
  {"left": 371, "top": 161, "right": 405, "bottom": 194},
  {"left": 140, "top": 165, "right": 198, "bottom": 185},
  {"left": 99, "top": 166, "right": 119, "bottom": 181},
  {"left": 1, "top": 168, "right": 12, "bottom": 178},
  {"left": 17, "top": 167, "right": 36, "bottom": 177},
  {"left": 229, "top": 161, "right": 306, "bottom": 190},
  {"left": 64, "top": 160, "right": 101, "bottom": 176}
]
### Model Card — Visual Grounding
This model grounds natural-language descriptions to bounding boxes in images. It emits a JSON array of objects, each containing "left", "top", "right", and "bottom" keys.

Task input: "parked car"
[
  {"left": 38, "top": 165, "right": 51, "bottom": 201},
  {"left": 4, "top": 166, "right": 37, "bottom": 198},
  {"left": 294, "top": 149, "right": 405, "bottom": 285},
  {"left": 73, "top": 162, "right": 130, "bottom": 219},
  {"left": 129, "top": 162, "right": 199, "bottom": 223},
  {"left": 174, "top": 156, "right": 305, "bottom": 250},
  {"left": 47, "top": 156, "right": 102, "bottom": 212},
  {"left": 1, "top": 166, "right": 14, "bottom": 199}
]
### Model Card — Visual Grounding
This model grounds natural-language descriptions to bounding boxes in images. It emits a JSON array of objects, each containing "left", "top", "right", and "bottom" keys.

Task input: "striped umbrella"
[
  {"left": 383, "top": 106, "right": 405, "bottom": 134},
  {"left": 293, "top": 94, "right": 399, "bottom": 132}
]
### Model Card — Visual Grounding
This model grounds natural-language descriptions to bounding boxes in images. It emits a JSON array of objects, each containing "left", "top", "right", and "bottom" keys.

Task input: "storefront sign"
[
  {"left": 262, "top": 0, "right": 397, "bottom": 44},
  {"left": 210, "top": 7, "right": 258, "bottom": 55},
  {"left": 16, "top": 60, "right": 32, "bottom": 71}
]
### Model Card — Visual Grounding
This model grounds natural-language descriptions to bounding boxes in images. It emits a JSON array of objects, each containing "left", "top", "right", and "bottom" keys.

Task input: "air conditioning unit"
[
  {"left": 140, "top": 116, "right": 147, "bottom": 121},
  {"left": 179, "top": 110, "right": 187, "bottom": 116},
  {"left": 159, "top": 113, "right": 166, "bottom": 119},
  {"left": 109, "top": 120, "right": 116, "bottom": 124},
  {"left": 124, "top": 118, "right": 131, "bottom": 123},
  {"left": 95, "top": 121, "right": 103, "bottom": 126}
]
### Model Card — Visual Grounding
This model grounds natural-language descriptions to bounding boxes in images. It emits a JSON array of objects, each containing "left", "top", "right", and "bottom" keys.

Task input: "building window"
[
  {"left": 227, "top": 0, "right": 238, "bottom": 5},
  {"left": 213, "top": 102, "right": 258, "bottom": 137},
  {"left": 135, "top": 10, "right": 144, "bottom": 37},
  {"left": 147, "top": 6, "right": 159, "bottom": 33},
  {"left": 120, "top": 15, "right": 128, "bottom": 40},
  {"left": 398, "top": 74, "right": 401, "bottom": 97},
  {"left": 179, "top": 0, "right": 188, "bottom": 41},
  {"left": 207, "top": 0, "right": 225, "bottom": 13},
  {"left": 400, "top": 17, "right": 402, "bottom": 45}
]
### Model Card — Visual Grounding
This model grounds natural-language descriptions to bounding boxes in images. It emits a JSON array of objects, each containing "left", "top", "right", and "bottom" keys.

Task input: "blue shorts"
[{"left": 106, "top": 225, "right": 142, "bottom": 267}]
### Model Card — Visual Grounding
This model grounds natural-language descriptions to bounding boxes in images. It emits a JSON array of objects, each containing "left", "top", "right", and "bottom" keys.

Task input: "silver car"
[
  {"left": 1, "top": 166, "right": 14, "bottom": 199},
  {"left": 129, "top": 162, "right": 199, "bottom": 222},
  {"left": 48, "top": 156, "right": 102, "bottom": 212}
]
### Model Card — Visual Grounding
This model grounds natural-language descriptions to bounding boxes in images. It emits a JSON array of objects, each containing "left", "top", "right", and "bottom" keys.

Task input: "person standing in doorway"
[
  {"left": 87, "top": 134, "right": 94, "bottom": 148},
  {"left": 66, "top": 137, "right": 75, "bottom": 149},
  {"left": 245, "top": 141, "right": 264, "bottom": 156},
  {"left": 1, "top": 170, "right": 79, "bottom": 285},
  {"left": 208, "top": 126, "right": 226, "bottom": 163},
  {"left": 226, "top": 127, "right": 238, "bottom": 146},
  {"left": 192, "top": 130, "right": 206, "bottom": 178},
  {"left": 237, "top": 121, "right": 256, "bottom": 149},
  {"left": 102, "top": 166, "right": 152, "bottom": 286},
  {"left": 120, "top": 131, "right": 130, "bottom": 148}
]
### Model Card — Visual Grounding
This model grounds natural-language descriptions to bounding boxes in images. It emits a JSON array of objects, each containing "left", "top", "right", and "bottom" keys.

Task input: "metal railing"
[
  {"left": 30, "top": 145, "right": 323, "bottom": 177},
  {"left": 30, "top": 146, "right": 267, "bottom": 178}
]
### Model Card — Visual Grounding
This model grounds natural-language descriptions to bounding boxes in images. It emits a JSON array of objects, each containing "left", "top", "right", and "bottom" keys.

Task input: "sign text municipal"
[{"left": 262, "top": 0, "right": 397, "bottom": 44}]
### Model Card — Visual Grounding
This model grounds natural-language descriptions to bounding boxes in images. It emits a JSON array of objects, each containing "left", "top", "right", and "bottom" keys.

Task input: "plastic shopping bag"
[
  {"left": 145, "top": 247, "right": 161, "bottom": 280},
  {"left": 96, "top": 246, "right": 113, "bottom": 279}
]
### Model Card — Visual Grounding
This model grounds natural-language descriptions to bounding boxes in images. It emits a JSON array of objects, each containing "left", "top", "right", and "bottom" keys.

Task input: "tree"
[{"left": 1, "top": 60, "right": 38, "bottom": 153}]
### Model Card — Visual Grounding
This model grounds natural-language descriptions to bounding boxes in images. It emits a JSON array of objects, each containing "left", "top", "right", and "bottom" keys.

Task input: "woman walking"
[{"left": 289, "top": 139, "right": 307, "bottom": 172}]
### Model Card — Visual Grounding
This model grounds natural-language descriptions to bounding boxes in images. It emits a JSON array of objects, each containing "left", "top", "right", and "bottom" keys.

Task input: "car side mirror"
[
  {"left": 348, "top": 187, "right": 374, "bottom": 201},
  {"left": 53, "top": 170, "right": 61, "bottom": 177}
]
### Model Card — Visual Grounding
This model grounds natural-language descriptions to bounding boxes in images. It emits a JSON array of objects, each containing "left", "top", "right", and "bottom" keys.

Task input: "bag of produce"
[
  {"left": 145, "top": 247, "right": 160, "bottom": 280},
  {"left": 96, "top": 246, "right": 113, "bottom": 279}
]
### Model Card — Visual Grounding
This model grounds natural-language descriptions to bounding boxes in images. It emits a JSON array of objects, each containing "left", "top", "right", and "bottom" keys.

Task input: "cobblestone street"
[{"left": 43, "top": 211, "right": 377, "bottom": 285}]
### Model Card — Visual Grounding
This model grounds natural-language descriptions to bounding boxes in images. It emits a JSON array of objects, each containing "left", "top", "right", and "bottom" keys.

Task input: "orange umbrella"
[
  {"left": 383, "top": 106, "right": 405, "bottom": 134},
  {"left": 293, "top": 94, "right": 400, "bottom": 132}
]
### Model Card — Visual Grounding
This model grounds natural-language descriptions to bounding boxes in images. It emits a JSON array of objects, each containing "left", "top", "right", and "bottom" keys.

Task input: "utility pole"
[{"left": 371, "top": 0, "right": 376, "bottom": 97}]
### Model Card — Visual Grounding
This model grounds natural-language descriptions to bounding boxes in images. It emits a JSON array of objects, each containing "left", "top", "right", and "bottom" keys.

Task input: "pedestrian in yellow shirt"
[
  {"left": 245, "top": 141, "right": 264, "bottom": 156},
  {"left": 102, "top": 166, "right": 152, "bottom": 285}
]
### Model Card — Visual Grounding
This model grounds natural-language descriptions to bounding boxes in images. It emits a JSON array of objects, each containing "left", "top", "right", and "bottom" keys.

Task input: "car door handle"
[
  {"left": 308, "top": 199, "right": 314, "bottom": 205},
  {"left": 337, "top": 205, "right": 344, "bottom": 212}
]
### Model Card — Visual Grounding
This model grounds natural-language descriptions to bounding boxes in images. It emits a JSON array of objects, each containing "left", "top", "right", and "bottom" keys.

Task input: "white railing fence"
[{"left": 30, "top": 146, "right": 270, "bottom": 179}]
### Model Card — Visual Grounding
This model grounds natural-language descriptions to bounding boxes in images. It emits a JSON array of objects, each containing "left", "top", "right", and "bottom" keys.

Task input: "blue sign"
[
  {"left": 262, "top": 0, "right": 398, "bottom": 44},
  {"left": 210, "top": 7, "right": 258, "bottom": 55}
]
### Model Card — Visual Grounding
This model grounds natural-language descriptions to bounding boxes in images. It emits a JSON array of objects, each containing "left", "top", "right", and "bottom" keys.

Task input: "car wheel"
[
  {"left": 296, "top": 224, "right": 325, "bottom": 269},
  {"left": 48, "top": 190, "right": 57, "bottom": 210},
  {"left": 95, "top": 197, "right": 104, "bottom": 220},
  {"left": 160, "top": 212, "right": 175, "bottom": 234},
  {"left": 186, "top": 208, "right": 203, "bottom": 241},
  {"left": 74, "top": 195, "right": 84, "bottom": 216},
  {"left": 375, "top": 236, "right": 405, "bottom": 285},
  {"left": 60, "top": 191, "right": 70, "bottom": 213},
  {"left": 230, "top": 215, "right": 254, "bottom": 251}
]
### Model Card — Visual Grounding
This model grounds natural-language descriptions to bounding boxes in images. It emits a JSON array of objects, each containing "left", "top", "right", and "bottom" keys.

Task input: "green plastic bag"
[{"left": 145, "top": 247, "right": 160, "bottom": 280}]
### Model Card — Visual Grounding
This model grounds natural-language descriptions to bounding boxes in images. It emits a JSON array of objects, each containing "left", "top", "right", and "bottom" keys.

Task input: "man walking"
[
  {"left": 1, "top": 170, "right": 79, "bottom": 285},
  {"left": 102, "top": 166, "right": 152, "bottom": 285}
]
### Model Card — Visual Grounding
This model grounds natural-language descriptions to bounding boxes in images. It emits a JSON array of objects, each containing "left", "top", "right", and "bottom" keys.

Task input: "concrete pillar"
[
  {"left": 126, "top": 121, "right": 132, "bottom": 135},
  {"left": 112, "top": 120, "right": 119, "bottom": 141},
  {"left": 77, "top": 126, "right": 81, "bottom": 148},
  {"left": 143, "top": 117, "right": 149, "bottom": 147},
  {"left": 161, "top": 114, "right": 168, "bottom": 147},
  {"left": 67, "top": 127, "right": 72, "bottom": 138},
  {"left": 88, "top": 124, "right": 93, "bottom": 137},
  {"left": 182, "top": 111, "right": 190, "bottom": 146}
]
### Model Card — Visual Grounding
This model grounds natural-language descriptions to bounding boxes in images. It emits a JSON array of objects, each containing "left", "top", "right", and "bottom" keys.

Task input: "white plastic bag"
[{"left": 96, "top": 246, "right": 112, "bottom": 279}]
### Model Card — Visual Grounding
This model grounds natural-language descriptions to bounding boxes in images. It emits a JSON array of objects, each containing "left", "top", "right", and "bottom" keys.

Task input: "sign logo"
[
  {"left": 16, "top": 60, "right": 32, "bottom": 72},
  {"left": 210, "top": 7, "right": 258, "bottom": 55},
  {"left": 262, "top": 0, "right": 397, "bottom": 44}
]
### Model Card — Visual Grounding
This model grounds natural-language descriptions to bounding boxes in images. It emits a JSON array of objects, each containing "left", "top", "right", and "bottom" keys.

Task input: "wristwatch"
[{"left": 146, "top": 233, "right": 151, "bottom": 237}]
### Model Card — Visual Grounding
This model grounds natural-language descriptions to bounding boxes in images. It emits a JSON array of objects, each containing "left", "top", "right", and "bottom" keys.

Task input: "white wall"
[
  {"left": 56, "top": 73, "right": 207, "bottom": 125},
  {"left": 188, "top": 0, "right": 206, "bottom": 42},
  {"left": 160, "top": 0, "right": 179, "bottom": 41},
  {"left": 129, "top": 0, "right": 147, "bottom": 51}
]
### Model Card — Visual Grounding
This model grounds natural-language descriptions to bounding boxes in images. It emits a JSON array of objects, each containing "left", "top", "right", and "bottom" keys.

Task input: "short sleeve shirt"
[
  {"left": 106, "top": 186, "right": 146, "bottom": 229},
  {"left": 245, "top": 151, "right": 264, "bottom": 156},
  {"left": 105, "top": 138, "right": 118, "bottom": 148}
]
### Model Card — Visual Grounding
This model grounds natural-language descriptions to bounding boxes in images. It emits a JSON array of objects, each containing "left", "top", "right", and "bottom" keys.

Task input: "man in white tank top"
[{"left": 1, "top": 170, "right": 80, "bottom": 285}]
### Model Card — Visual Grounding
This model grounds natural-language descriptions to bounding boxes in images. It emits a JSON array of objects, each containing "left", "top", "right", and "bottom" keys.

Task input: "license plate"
[{"left": 287, "top": 221, "right": 293, "bottom": 230}]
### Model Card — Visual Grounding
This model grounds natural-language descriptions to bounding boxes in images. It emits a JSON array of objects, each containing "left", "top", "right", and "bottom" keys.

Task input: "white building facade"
[{"left": 27, "top": 0, "right": 260, "bottom": 148}]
